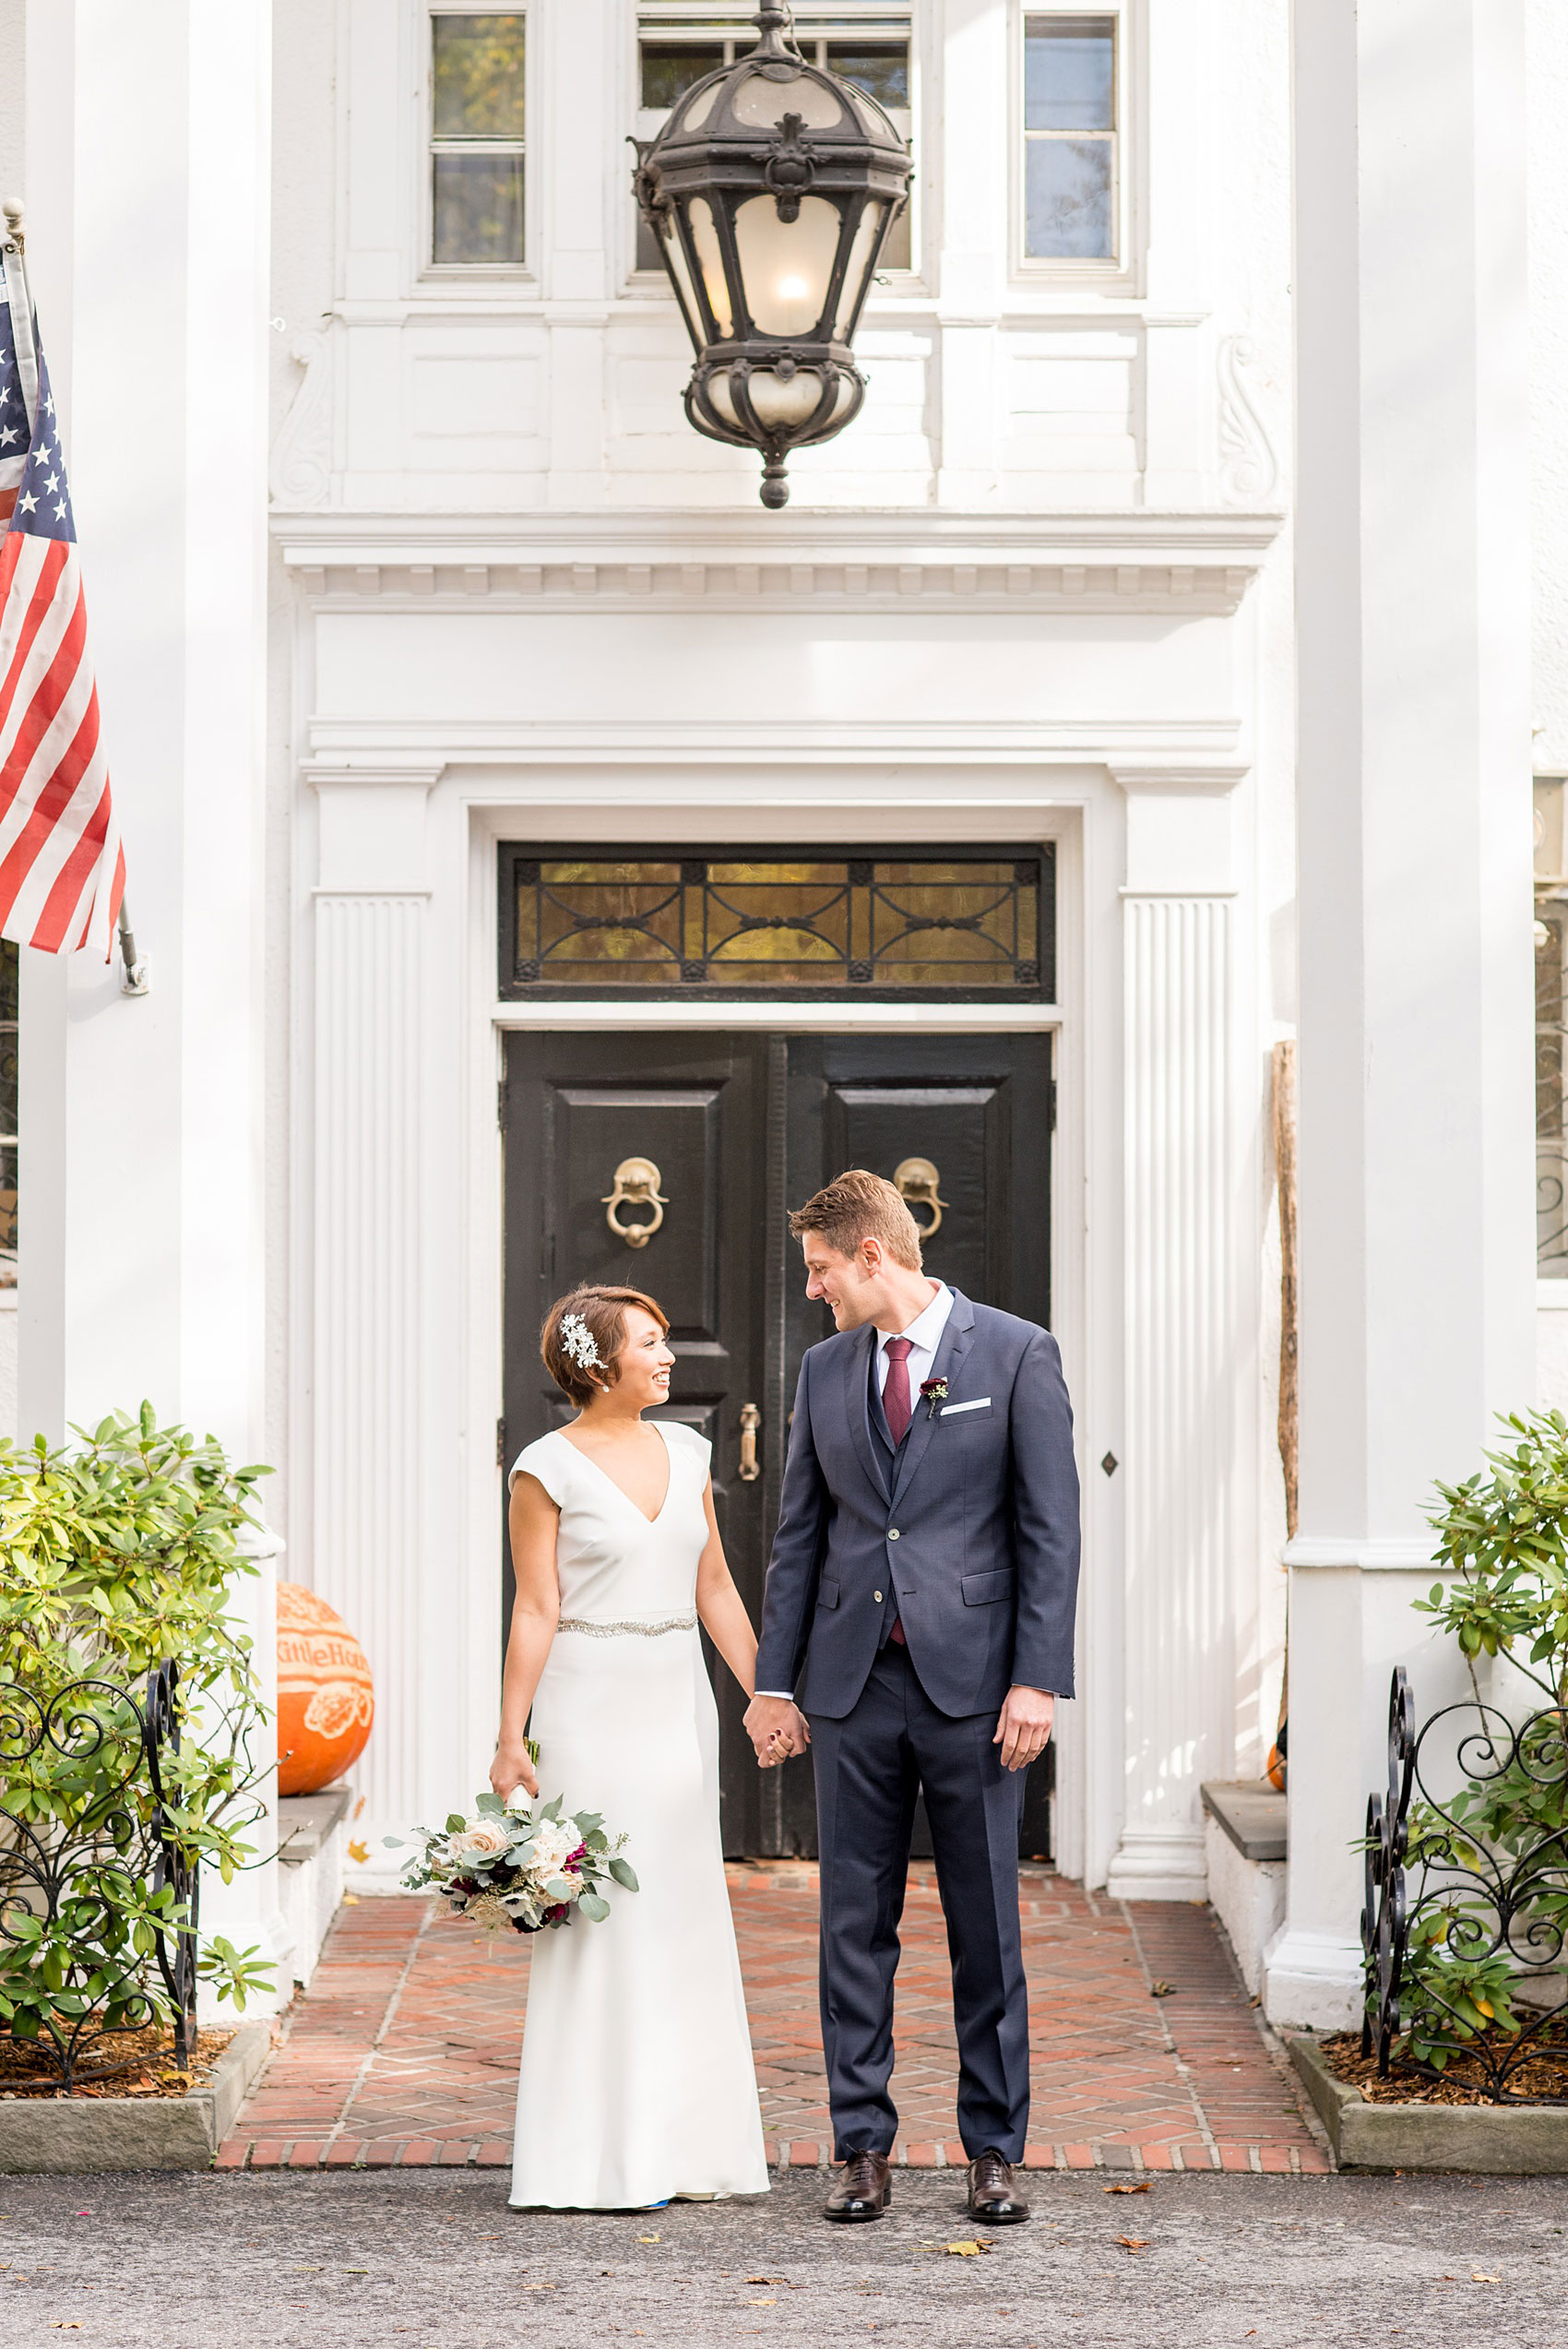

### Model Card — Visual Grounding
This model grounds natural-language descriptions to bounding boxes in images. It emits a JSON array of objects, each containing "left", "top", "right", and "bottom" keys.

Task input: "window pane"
[
  {"left": 1025, "top": 15, "right": 1115, "bottom": 132},
  {"left": 433, "top": 13, "right": 527, "bottom": 140},
  {"left": 1026, "top": 136, "right": 1113, "bottom": 259},
  {"left": 641, "top": 41, "right": 725, "bottom": 108},
  {"left": 434, "top": 151, "right": 525, "bottom": 265},
  {"left": 826, "top": 42, "right": 909, "bottom": 110}
]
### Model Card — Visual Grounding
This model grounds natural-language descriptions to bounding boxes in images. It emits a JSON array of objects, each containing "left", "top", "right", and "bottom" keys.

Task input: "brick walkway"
[{"left": 220, "top": 1864, "right": 1329, "bottom": 2175}]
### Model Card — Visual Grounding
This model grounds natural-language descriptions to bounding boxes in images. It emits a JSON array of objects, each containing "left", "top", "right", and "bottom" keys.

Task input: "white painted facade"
[{"left": 0, "top": 0, "right": 1546, "bottom": 2025}]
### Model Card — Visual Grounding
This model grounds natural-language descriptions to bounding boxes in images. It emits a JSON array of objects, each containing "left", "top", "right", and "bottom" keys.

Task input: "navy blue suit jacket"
[{"left": 754, "top": 1289, "right": 1081, "bottom": 1721}]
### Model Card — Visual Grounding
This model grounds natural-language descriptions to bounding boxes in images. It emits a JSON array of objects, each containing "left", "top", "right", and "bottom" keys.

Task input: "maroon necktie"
[
  {"left": 883, "top": 1336, "right": 914, "bottom": 1446},
  {"left": 881, "top": 1338, "right": 914, "bottom": 1646}
]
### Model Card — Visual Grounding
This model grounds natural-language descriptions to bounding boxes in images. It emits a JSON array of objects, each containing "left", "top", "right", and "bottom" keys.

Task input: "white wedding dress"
[{"left": 506, "top": 1419, "right": 770, "bottom": 2210}]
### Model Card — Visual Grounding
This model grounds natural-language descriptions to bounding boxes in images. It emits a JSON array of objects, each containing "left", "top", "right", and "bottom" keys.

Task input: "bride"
[{"left": 493, "top": 1283, "right": 772, "bottom": 2211}]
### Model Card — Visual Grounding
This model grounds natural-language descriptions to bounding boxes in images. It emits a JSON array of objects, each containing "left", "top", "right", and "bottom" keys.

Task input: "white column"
[
  {"left": 1264, "top": 0, "right": 1535, "bottom": 2027},
  {"left": 1107, "top": 776, "right": 1251, "bottom": 1901},
  {"left": 308, "top": 769, "right": 437, "bottom": 1856},
  {"left": 18, "top": 1, "right": 284, "bottom": 2004},
  {"left": 935, "top": 0, "right": 1006, "bottom": 505}
]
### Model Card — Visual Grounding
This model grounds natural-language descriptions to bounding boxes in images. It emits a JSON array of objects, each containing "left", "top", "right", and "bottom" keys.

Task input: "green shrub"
[
  {"left": 0, "top": 1405, "right": 275, "bottom": 2079},
  {"left": 1393, "top": 1409, "right": 1568, "bottom": 2072}
]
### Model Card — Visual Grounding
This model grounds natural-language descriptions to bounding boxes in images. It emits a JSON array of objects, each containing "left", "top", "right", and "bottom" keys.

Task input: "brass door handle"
[
  {"left": 894, "top": 1155, "right": 948, "bottom": 1239},
  {"left": 738, "top": 1402, "right": 762, "bottom": 1483},
  {"left": 602, "top": 1155, "right": 668, "bottom": 1249}
]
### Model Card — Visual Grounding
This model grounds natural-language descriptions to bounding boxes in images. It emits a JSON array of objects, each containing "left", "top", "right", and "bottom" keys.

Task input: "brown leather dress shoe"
[
  {"left": 824, "top": 2151, "right": 892, "bottom": 2222},
  {"left": 966, "top": 2150, "right": 1029, "bottom": 2224}
]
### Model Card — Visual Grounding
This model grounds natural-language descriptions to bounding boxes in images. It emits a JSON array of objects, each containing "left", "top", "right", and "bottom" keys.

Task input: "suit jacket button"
[
  {"left": 873, "top": 1590, "right": 883, "bottom": 1602},
  {"left": 888, "top": 1528, "right": 900, "bottom": 1540}
]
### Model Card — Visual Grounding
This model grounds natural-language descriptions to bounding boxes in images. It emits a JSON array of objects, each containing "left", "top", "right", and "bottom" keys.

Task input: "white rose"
[
  {"left": 527, "top": 1819, "right": 580, "bottom": 1878},
  {"left": 448, "top": 1819, "right": 508, "bottom": 1860}
]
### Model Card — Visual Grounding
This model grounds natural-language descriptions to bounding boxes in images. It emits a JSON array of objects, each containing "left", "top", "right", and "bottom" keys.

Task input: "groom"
[{"left": 745, "top": 1171, "right": 1080, "bottom": 2225}]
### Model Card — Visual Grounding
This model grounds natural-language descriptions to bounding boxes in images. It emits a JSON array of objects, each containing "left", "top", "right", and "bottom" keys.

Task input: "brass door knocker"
[
  {"left": 738, "top": 1402, "right": 762, "bottom": 1483},
  {"left": 894, "top": 1156, "right": 947, "bottom": 1239},
  {"left": 602, "top": 1156, "right": 668, "bottom": 1249}
]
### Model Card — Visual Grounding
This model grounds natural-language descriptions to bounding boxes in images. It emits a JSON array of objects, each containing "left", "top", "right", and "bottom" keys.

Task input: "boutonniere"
[{"left": 921, "top": 1377, "right": 949, "bottom": 1420}]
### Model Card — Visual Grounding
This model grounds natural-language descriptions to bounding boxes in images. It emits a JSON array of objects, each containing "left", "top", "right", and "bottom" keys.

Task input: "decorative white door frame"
[{"left": 293, "top": 747, "right": 1264, "bottom": 1892}]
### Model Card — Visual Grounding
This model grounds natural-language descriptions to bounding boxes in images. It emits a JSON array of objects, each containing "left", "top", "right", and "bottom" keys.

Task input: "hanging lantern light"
[{"left": 632, "top": 2, "right": 913, "bottom": 509}]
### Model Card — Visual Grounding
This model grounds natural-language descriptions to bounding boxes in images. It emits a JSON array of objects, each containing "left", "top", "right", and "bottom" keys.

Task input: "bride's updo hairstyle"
[{"left": 540, "top": 1285, "right": 670, "bottom": 1406}]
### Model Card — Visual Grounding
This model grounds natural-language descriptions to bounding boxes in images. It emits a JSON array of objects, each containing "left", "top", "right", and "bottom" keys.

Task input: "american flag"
[{"left": 0, "top": 241, "right": 124, "bottom": 956}]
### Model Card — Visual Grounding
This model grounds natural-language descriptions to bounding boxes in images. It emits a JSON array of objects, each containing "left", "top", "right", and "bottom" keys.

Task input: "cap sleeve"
[
  {"left": 508, "top": 1434, "right": 569, "bottom": 1507},
  {"left": 660, "top": 1419, "right": 713, "bottom": 1477}
]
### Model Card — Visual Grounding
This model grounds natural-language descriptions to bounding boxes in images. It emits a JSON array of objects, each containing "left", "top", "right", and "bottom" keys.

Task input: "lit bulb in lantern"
[{"left": 778, "top": 274, "right": 809, "bottom": 302}]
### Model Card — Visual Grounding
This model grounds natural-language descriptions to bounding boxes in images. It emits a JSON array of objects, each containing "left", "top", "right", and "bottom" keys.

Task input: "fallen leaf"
[
  {"left": 1116, "top": 2236, "right": 1148, "bottom": 2253},
  {"left": 636, "top": 2235, "right": 660, "bottom": 2244},
  {"left": 1104, "top": 2181, "right": 1151, "bottom": 2194},
  {"left": 1149, "top": 1980, "right": 1174, "bottom": 1997},
  {"left": 342, "top": 1893, "right": 360, "bottom": 1905},
  {"left": 746, "top": 2299, "right": 777, "bottom": 2307},
  {"left": 746, "top": 2276, "right": 775, "bottom": 2283},
  {"left": 348, "top": 1839, "right": 370, "bottom": 1864},
  {"left": 1472, "top": 2271, "right": 1501, "bottom": 2283},
  {"left": 945, "top": 2240, "right": 991, "bottom": 2257}
]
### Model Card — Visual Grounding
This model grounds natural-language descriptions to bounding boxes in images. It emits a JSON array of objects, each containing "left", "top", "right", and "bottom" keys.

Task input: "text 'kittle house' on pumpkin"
[{"left": 277, "top": 1581, "right": 374, "bottom": 1796}]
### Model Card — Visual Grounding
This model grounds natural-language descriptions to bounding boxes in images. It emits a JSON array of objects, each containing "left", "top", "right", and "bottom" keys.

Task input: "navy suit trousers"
[{"left": 809, "top": 1641, "right": 1029, "bottom": 2163}]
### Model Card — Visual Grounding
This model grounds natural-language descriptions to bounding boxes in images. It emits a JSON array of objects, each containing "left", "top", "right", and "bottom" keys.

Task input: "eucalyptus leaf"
[
  {"left": 608, "top": 1856, "right": 640, "bottom": 1891},
  {"left": 576, "top": 1892, "right": 610, "bottom": 1923}
]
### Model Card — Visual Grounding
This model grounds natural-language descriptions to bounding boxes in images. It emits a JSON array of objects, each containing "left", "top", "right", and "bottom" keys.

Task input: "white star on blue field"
[{"left": 0, "top": 300, "right": 77, "bottom": 543}]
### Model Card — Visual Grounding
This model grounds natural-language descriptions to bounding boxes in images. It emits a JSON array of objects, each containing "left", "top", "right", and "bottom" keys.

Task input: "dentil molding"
[{"left": 277, "top": 511, "right": 1282, "bottom": 618}]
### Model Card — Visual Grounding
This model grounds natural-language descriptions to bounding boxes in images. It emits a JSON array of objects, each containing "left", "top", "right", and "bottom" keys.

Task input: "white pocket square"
[{"left": 941, "top": 1396, "right": 992, "bottom": 1416}]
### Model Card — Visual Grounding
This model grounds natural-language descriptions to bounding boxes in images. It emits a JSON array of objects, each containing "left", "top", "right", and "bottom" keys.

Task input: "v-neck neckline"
[{"left": 555, "top": 1422, "right": 673, "bottom": 1527}]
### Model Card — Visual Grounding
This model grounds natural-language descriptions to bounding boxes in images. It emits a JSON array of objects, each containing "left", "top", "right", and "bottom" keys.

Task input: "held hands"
[
  {"left": 993, "top": 1685, "right": 1055, "bottom": 1773},
  {"left": 744, "top": 1693, "right": 811, "bottom": 1770},
  {"left": 490, "top": 1741, "right": 540, "bottom": 1803}
]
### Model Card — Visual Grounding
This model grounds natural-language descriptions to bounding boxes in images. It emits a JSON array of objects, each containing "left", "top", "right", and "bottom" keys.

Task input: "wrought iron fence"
[
  {"left": 0, "top": 1661, "right": 199, "bottom": 2090},
  {"left": 1362, "top": 1663, "right": 1568, "bottom": 2101}
]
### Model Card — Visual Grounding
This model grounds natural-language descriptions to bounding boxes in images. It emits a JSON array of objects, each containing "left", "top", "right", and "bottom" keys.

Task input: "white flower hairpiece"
[{"left": 560, "top": 1311, "right": 602, "bottom": 1372}]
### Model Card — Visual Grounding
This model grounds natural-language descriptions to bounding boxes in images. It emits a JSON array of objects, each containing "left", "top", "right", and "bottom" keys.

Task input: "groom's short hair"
[{"left": 789, "top": 1170, "right": 923, "bottom": 1270}]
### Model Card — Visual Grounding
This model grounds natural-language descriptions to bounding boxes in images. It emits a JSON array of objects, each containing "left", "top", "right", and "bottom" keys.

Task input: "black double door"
[{"left": 502, "top": 1031, "right": 1054, "bottom": 1859}]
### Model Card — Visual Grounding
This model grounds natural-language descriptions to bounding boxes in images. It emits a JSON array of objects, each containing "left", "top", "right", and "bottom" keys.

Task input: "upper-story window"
[
  {"left": 634, "top": 6, "right": 913, "bottom": 278},
  {"left": 430, "top": 8, "right": 528, "bottom": 267},
  {"left": 1021, "top": 8, "right": 1122, "bottom": 268}
]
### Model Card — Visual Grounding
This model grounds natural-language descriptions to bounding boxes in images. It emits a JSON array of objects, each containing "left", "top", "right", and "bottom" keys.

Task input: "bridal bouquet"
[{"left": 387, "top": 1752, "right": 638, "bottom": 1934}]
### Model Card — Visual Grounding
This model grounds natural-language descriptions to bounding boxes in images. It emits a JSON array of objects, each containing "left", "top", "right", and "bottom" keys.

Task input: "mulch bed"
[
  {"left": 1320, "top": 2030, "right": 1568, "bottom": 2106},
  {"left": 0, "top": 2024, "right": 235, "bottom": 2099}
]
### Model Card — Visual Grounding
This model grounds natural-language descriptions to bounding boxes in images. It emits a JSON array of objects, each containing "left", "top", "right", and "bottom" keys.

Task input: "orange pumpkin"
[{"left": 276, "top": 1581, "right": 374, "bottom": 1795}]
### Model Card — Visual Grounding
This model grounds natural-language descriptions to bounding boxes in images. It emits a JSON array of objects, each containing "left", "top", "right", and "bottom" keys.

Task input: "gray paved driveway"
[{"left": 0, "top": 2169, "right": 1564, "bottom": 2346}]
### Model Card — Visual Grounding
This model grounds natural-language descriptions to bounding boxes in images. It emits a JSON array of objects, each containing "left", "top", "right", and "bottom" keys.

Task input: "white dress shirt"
[
  {"left": 873, "top": 1281, "right": 953, "bottom": 1403},
  {"left": 756, "top": 1284, "right": 953, "bottom": 1699}
]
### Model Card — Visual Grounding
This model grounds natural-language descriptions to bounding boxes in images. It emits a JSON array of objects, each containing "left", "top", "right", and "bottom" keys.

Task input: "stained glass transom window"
[{"left": 499, "top": 848, "right": 1053, "bottom": 1000}]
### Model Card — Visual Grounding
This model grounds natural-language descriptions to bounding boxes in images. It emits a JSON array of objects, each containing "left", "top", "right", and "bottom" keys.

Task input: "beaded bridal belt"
[{"left": 555, "top": 1612, "right": 697, "bottom": 1640}]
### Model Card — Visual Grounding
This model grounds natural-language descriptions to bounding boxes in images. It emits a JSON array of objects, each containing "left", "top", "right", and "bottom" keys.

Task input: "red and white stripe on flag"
[
  {"left": 0, "top": 532, "right": 124, "bottom": 955},
  {"left": 0, "top": 240, "right": 125, "bottom": 958}
]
